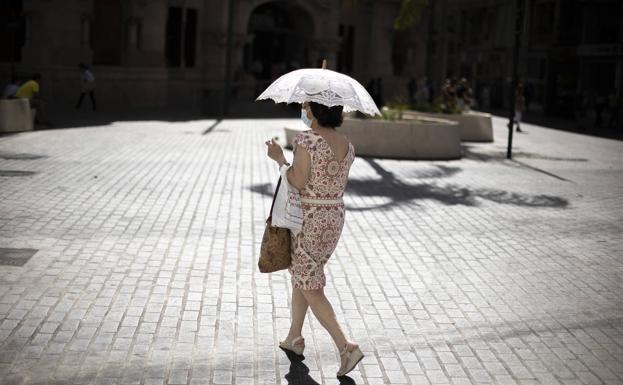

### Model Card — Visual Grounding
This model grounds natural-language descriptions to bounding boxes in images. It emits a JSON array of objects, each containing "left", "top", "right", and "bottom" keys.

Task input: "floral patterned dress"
[{"left": 290, "top": 131, "right": 355, "bottom": 290}]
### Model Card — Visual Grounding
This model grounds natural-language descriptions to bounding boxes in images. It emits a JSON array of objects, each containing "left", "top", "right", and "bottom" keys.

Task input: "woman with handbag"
[{"left": 265, "top": 101, "right": 363, "bottom": 377}]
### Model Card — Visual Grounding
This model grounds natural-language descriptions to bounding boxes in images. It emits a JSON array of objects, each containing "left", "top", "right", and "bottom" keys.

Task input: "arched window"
[{"left": 246, "top": 2, "right": 314, "bottom": 79}]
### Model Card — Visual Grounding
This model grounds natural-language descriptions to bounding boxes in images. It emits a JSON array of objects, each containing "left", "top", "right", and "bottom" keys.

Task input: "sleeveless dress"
[{"left": 290, "top": 131, "right": 355, "bottom": 290}]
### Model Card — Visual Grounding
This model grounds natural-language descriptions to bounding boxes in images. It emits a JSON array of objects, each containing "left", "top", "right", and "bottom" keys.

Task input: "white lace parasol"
[{"left": 256, "top": 68, "right": 381, "bottom": 116}]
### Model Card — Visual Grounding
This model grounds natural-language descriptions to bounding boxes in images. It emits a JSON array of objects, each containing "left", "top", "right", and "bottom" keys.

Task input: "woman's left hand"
[{"left": 265, "top": 138, "right": 286, "bottom": 164}]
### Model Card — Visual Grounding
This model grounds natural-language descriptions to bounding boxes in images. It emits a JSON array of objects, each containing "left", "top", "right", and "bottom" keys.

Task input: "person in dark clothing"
[
  {"left": 75, "top": 63, "right": 97, "bottom": 111},
  {"left": 514, "top": 82, "right": 526, "bottom": 133}
]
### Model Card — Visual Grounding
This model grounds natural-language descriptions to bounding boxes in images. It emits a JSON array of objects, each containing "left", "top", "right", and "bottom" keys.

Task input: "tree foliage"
[{"left": 394, "top": 0, "right": 429, "bottom": 31}]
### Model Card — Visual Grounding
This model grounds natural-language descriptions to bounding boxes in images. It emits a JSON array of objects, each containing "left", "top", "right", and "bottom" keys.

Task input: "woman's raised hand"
[{"left": 265, "top": 138, "right": 286, "bottom": 164}]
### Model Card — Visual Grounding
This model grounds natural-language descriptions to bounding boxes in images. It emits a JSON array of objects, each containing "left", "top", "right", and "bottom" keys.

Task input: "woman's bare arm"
[{"left": 287, "top": 144, "right": 311, "bottom": 190}]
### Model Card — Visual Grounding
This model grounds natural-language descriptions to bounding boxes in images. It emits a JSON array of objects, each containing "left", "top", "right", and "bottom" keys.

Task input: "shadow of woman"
[{"left": 282, "top": 349, "right": 358, "bottom": 385}]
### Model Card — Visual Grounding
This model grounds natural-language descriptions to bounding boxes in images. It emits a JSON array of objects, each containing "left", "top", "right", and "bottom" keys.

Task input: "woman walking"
[
  {"left": 514, "top": 82, "right": 526, "bottom": 132},
  {"left": 265, "top": 101, "right": 363, "bottom": 377},
  {"left": 75, "top": 63, "right": 97, "bottom": 111}
]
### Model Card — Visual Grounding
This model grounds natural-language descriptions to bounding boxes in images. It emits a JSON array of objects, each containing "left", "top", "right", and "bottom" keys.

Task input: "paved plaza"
[{"left": 0, "top": 115, "right": 622, "bottom": 385}]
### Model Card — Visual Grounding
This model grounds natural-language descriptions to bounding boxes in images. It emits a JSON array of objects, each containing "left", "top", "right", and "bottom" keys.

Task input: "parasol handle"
[{"left": 321, "top": 59, "right": 327, "bottom": 69}]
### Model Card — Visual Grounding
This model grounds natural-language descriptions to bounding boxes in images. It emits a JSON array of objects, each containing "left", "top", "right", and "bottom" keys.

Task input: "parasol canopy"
[{"left": 256, "top": 67, "right": 381, "bottom": 116}]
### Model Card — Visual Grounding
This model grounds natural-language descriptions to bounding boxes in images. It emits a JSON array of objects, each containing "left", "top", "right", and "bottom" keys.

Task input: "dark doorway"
[
  {"left": 245, "top": 2, "right": 314, "bottom": 82},
  {"left": 547, "top": 59, "right": 579, "bottom": 117},
  {"left": 166, "top": 7, "right": 198, "bottom": 68}
]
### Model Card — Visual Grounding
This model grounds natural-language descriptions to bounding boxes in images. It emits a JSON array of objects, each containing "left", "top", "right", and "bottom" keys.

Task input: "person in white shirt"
[
  {"left": 75, "top": 63, "right": 96, "bottom": 111},
  {"left": 2, "top": 77, "right": 21, "bottom": 99}
]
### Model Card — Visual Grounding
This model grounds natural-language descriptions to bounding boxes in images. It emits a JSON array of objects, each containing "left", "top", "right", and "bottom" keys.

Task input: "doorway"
[{"left": 245, "top": 2, "right": 314, "bottom": 82}]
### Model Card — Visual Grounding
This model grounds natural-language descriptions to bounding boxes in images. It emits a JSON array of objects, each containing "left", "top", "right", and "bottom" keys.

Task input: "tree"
[{"left": 394, "top": 0, "right": 429, "bottom": 31}]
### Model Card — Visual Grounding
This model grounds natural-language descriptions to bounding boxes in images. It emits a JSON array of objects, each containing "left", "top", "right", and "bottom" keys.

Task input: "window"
[
  {"left": 581, "top": 1, "right": 621, "bottom": 44},
  {"left": 81, "top": 17, "right": 91, "bottom": 48},
  {"left": 126, "top": 19, "right": 143, "bottom": 50},
  {"left": 532, "top": 1, "right": 555, "bottom": 36},
  {"left": 0, "top": 0, "right": 25, "bottom": 62},
  {"left": 392, "top": 31, "right": 408, "bottom": 76},
  {"left": 337, "top": 24, "right": 354, "bottom": 73},
  {"left": 184, "top": 9, "right": 197, "bottom": 67},
  {"left": 166, "top": 7, "right": 198, "bottom": 68},
  {"left": 92, "top": 0, "right": 122, "bottom": 65},
  {"left": 166, "top": 7, "right": 182, "bottom": 67}
]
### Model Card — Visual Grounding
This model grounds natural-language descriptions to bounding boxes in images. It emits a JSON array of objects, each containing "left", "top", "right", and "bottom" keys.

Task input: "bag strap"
[{"left": 268, "top": 176, "right": 282, "bottom": 218}]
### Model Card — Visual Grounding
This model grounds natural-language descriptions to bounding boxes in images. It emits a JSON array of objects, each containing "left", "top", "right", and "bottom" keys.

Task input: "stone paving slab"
[{"left": 0, "top": 116, "right": 622, "bottom": 385}]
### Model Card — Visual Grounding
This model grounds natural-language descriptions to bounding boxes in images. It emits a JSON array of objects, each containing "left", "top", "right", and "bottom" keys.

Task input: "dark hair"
[{"left": 309, "top": 102, "right": 343, "bottom": 128}]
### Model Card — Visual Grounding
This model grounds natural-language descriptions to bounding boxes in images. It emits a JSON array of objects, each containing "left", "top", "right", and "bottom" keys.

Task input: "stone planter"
[
  {"left": 404, "top": 110, "right": 494, "bottom": 142},
  {"left": 285, "top": 116, "right": 461, "bottom": 160},
  {"left": 0, "top": 99, "right": 34, "bottom": 133}
]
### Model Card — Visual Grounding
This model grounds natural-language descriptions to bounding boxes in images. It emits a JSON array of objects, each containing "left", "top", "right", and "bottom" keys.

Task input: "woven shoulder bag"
[{"left": 258, "top": 177, "right": 291, "bottom": 273}]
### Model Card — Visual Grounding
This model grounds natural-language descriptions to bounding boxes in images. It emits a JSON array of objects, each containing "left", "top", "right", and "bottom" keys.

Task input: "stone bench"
[
  {"left": 285, "top": 116, "right": 461, "bottom": 160},
  {"left": 0, "top": 99, "right": 34, "bottom": 133},
  {"left": 404, "top": 110, "right": 494, "bottom": 142}
]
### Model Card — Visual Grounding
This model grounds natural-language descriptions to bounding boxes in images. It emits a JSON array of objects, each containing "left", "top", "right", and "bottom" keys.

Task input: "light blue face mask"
[{"left": 301, "top": 108, "right": 312, "bottom": 128}]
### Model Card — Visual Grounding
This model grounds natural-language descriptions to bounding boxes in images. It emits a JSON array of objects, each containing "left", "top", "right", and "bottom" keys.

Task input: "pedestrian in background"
[
  {"left": 415, "top": 77, "right": 430, "bottom": 108},
  {"left": 441, "top": 78, "right": 456, "bottom": 112},
  {"left": 15, "top": 73, "right": 52, "bottom": 126},
  {"left": 75, "top": 63, "right": 96, "bottom": 111},
  {"left": 514, "top": 82, "right": 526, "bottom": 132},
  {"left": 2, "top": 76, "right": 21, "bottom": 99}
]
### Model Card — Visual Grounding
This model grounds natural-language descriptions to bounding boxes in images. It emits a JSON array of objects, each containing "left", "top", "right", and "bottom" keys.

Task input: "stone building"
[
  {"left": 427, "top": 0, "right": 623, "bottom": 119},
  {"left": 0, "top": 0, "right": 429, "bottom": 115}
]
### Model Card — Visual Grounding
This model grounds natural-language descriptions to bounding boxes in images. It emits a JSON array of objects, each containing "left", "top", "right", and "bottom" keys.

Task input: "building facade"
[
  {"left": 428, "top": 0, "right": 623, "bottom": 119},
  {"left": 0, "top": 0, "right": 429, "bottom": 114}
]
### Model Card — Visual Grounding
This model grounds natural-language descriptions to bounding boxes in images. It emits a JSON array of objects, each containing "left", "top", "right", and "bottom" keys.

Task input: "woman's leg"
[
  {"left": 301, "top": 289, "right": 348, "bottom": 349},
  {"left": 286, "top": 287, "right": 308, "bottom": 341},
  {"left": 75, "top": 92, "right": 85, "bottom": 109},
  {"left": 89, "top": 91, "right": 96, "bottom": 111}
]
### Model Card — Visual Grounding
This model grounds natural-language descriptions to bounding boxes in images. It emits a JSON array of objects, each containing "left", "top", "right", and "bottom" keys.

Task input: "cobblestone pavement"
[{"left": 0, "top": 115, "right": 622, "bottom": 385}]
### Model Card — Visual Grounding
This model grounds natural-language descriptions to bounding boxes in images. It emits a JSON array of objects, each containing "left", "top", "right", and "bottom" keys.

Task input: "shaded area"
[
  {"left": 462, "top": 144, "right": 588, "bottom": 163},
  {"left": 462, "top": 144, "right": 575, "bottom": 182},
  {"left": 45, "top": 108, "right": 208, "bottom": 130},
  {"left": 471, "top": 315, "right": 623, "bottom": 344},
  {"left": 420, "top": 314, "right": 623, "bottom": 348},
  {"left": 282, "top": 349, "right": 320, "bottom": 385},
  {"left": 202, "top": 119, "right": 222, "bottom": 135},
  {"left": 345, "top": 181, "right": 568, "bottom": 210},
  {"left": 404, "top": 164, "right": 463, "bottom": 179},
  {"left": 510, "top": 159, "right": 572, "bottom": 182},
  {"left": 249, "top": 182, "right": 273, "bottom": 197},
  {"left": 282, "top": 348, "right": 357, "bottom": 385},
  {"left": 483, "top": 109, "right": 623, "bottom": 141},
  {"left": 0, "top": 152, "right": 46, "bottom": 160},
  {"left": 249, "top": 159, "right": 569, "bottom": 211},
  {"left": 0, "top": 248, "right": 38, "bottom": 266},
  {"left": 42, "top": 101, "right": 299, "bottom": 130},
  {"left": 0, "top": 170, "right": 37, "bottom": 177}
]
